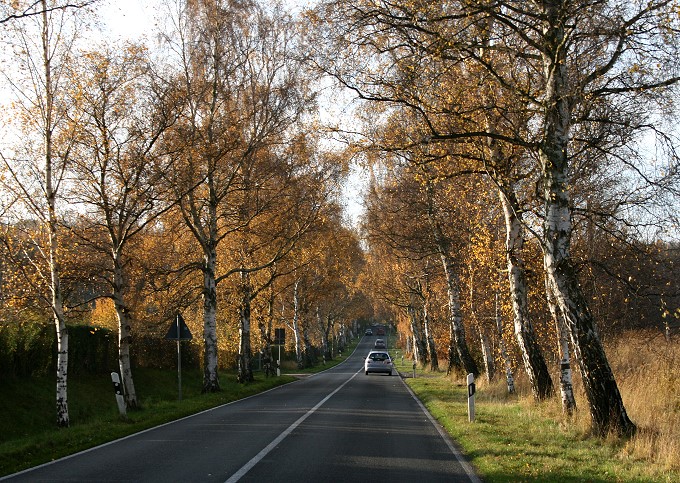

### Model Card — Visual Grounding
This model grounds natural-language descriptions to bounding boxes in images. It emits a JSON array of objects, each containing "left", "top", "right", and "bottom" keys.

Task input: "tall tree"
[
  {"left": 67, "top": 44, "right": 177, "bottom": 408},
  {"left": 473, "top": 0, "right": 679, "bottom": 437},
  {"left": 314, "top": 0, "right": 680, "bottom": 437},
  {"left": 0, "top": 0, "right": 90, "bottom": 427},
  {"left": 159, "top": 0, "right": 323, "bottom": 386}
]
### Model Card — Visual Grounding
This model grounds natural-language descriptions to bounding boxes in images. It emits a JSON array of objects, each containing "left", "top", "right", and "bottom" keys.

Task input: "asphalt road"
[{"left": 4, "top": 335, "right": 480, "bottom": 482}]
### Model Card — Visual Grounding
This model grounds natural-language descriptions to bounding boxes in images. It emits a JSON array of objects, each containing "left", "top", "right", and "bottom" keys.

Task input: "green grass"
[
  {"left": 0, "top": 344, "right": 356, "bottom": 477},
  {"left": 405, "top": 372, "right": 680, "bottom": 483}
]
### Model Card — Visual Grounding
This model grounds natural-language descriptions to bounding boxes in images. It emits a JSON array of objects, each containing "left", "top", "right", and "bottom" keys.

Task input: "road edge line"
[{"left": 398, "top": 375, "right": 483, "bottom": 483}]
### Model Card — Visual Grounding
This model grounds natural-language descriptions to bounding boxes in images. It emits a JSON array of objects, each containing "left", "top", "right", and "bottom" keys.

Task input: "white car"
[{"left": 364, "top": 350, "right": 393, "bottom": 375}]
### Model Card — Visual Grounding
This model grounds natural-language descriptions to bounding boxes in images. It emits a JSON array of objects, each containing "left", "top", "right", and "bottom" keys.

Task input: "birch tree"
[
  {"left": 316, "top": 0, "right": 680, "bottom": 437},
  {"left": 0, "top": 0, "right": 87, "bottom": 427},
  {"left": 160, "top": 0, "right": 319, "bottom": 387},
  {"left": 476, "top": 0, "right": 680, "bottom": 437},
  {"left": 158, "top": 0, "right": 252, "bottom": 392},
  {"left": 67, "top": 44, "right": 177, "bottom": 409}
]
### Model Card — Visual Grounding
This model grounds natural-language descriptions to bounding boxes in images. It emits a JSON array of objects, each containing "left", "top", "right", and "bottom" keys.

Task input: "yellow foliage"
[{"left": 88, "top": 298, "right": 118, "bottom": 331}]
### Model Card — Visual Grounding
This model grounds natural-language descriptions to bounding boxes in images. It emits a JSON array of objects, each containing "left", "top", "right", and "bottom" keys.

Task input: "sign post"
[
  {"left": 467, "top": 373, "right": 476, "bottom": 422},
  {"left": 274, "top": 328, "right": 285, "bottom": 376},
  {"left": 165, "top": 313, "right": 193, "bottom": 400}
]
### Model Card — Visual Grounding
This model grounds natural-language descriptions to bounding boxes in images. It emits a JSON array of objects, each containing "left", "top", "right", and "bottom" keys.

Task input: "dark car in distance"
[{"left": 365, "top": 328, "right": 373, "bottom": 336}]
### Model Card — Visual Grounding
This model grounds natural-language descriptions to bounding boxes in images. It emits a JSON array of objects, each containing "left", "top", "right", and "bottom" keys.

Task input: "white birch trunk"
[
  {"left": 112, "top": 250, "right": 137, "bottom": 408},
  {"left": 51, "top": 216, "right": 68, "bottom": 427},
  {"left": 422, "top": 296, "right": 438, "bottom": 371},
  {"left": 202, "top": 245, "right": 219, "bottom": 392},
  {"left": 292, "top": 281, "right": 303, "bottom": 368},
  {"left": 478, "top": 325, "right": 495, "bottom": 383},
  {"left": 545, "top": 276, "right": 576, "bottom": 415},
  {"left": 540, "top": 2, "right": 634, "bottom": 436},
  {"left": 495, "top": 295, "right": 515, "bottom": 394},
  {"left": 499, "top": 188, "right": 553, "bottom": 399},
  {"left": 41, "top": 1, "right": 68, "bottom": 427},
  {"left": 318, "top": 306, "right": 329, "bottom": 360},
  {"left": 407, "top": 304, "right": 424, "bottom": 365},
  {"left": 425, "top": 182, "right": 477, "bottom": 375},
  {"left": 237, "top": 271, "right": 253, "bottom": 383},
  {"left": 441, "top": 255, "right": 478, "bottom": 375}
]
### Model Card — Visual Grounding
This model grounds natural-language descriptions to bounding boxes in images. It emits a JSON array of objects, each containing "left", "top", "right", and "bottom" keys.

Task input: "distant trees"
[
  {"left": 156, "top": 0, "right": 328, "bottom": 387},
  {"left": 311, "top": 0, "right": 680, "bottom": 437},
  {"left": 0, "top": 0, "right": 361, "bottom": 426}
]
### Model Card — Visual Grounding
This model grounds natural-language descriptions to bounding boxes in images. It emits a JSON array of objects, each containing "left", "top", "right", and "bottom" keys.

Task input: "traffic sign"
[
  {"left": 165, "top": 313, "right": 193, "bottom": 340},
  {"left": 274, "top": 327, "right": 285, "bottom": 345}
]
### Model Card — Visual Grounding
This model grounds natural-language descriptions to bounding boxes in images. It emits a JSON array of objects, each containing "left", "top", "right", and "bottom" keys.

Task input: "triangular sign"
[{"left": 165, "top": 313, "right": 193, "bottom": 340}]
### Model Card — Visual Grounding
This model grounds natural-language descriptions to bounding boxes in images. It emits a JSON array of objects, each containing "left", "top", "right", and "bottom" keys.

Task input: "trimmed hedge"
[
  {"left": 1, "top": 320, "right": 248, "bottom": 378},
  {"left": 1, "top": 322, "right": 115, "bottom": 377}
]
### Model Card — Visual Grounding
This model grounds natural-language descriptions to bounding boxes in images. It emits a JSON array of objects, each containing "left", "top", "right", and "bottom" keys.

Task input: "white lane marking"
[
  {"left": 224, "top": 369, "right": 361, "bottom": 483},
  {"left": 399, "top": 376, "right": 482, "bottom": 483}
]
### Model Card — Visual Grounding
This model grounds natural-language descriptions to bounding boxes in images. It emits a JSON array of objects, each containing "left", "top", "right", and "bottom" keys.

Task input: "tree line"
[
  {"left": 0, "top": 0, "right": 369, "bottom": 427},
  {"left": 307, "top": 0, "right": 680, "bottom": 438},
  {"left": 1, "top": 0, "right": 679, "bottom": 442}
]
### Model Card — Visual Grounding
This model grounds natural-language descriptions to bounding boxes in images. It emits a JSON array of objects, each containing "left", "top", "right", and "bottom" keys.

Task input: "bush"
[
  {"left": 0, "top": 320, "right": 117, "bottom": 377},
  {"left": 0, "top": 319, "right": 53, "bottom": 377},
  {"left": 68, "top": 325, "right": 118, "bottom": 375}
]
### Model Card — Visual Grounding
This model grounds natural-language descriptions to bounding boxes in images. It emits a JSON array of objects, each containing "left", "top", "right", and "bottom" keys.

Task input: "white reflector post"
[
  {"left": 111, "top": 372, "right": 127, "bottom": 418},
  {"left": 467, "top": 373, "right": 476, "bottom": 422}
]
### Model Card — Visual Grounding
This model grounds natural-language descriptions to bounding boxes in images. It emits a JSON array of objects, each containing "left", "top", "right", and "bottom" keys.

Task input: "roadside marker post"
[
  {"left": 110, "top": 372, "right": 127, "bottom": 418},
  {"left": 467, "top": 373, "right": 476, "bottom": 422}
]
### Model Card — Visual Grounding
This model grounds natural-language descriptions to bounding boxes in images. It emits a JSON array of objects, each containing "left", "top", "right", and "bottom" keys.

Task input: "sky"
[
  {"left": 98, "top": 0, "right": 366, "bottom": 226},
  {"left": 0, "top": 0, "right": 365, "bottom": 226},
  {"left": 98, "top": 1, "right": 157, "bottom": 40},
  {"left": 98, "top": 0, "right": 315, "bottom": 41}
]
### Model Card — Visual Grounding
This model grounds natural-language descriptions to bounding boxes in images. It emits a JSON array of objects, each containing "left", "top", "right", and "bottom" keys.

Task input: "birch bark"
[
  {"left": 440, "top": 254, "right": 478, "bottom": 375},
  {"left": 495, "top": 295, "right": 515, "bottom": 394},
  {"left": 112, "top": 250, "right": 137, "bottom": 408},
  {"left": 498, "top": 187, "right": 554, "bottom": 399},
  {"left": 422, "top": 302, "right": 439, "bottom": 371},
  {"left": 407, "top": 303, "right": 427, "bottom": 365},
  {"left": 545, "top": 273, "right": 576, "bottom": 415},
  {"left": 201, "top": 242, "right": 219, "bottom": 392},
  {"left": 478, "top": 325, "right": 495, "bottom": 383},
  {"left": 425, "top": 183, "right": 478, "bottom": 375},
  {"left": 49, "top": 167, "right": 69, "bottom": 426},
  {"left": 41, "top": 1, "right": 68, "bottom": 427},
  {"left": 539, "top": 0, "right": 634, "bottom": 436},
  {"left": 237, "top": 271, "right": 254, "bottom": 383},
  {"left": 292, "top": 281, "right": 304, "bottom": 368}
]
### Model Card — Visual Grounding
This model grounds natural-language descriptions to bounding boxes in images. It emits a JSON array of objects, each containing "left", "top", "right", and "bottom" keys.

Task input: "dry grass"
[
  {"left": 607, "top": 331, "right": 680, "bottom": 471},
  {"left": 479, "top": 330, "right": 680, "bottom": 476},
  {"left": 533, "top": 330, "right": 680, "bottom": 472}
]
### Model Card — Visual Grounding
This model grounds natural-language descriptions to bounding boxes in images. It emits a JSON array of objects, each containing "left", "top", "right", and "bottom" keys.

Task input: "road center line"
[{"left": 224, "top": 369, "right": 361, "bottom": 483}]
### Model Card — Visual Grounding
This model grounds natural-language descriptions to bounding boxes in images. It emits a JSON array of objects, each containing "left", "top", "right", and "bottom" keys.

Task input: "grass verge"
[
  {"left": 0, "top": 343, "right": 356, "bottom": 477},
  {"left": 404, "top": 370, "right": 680, "bottom": 483}
]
